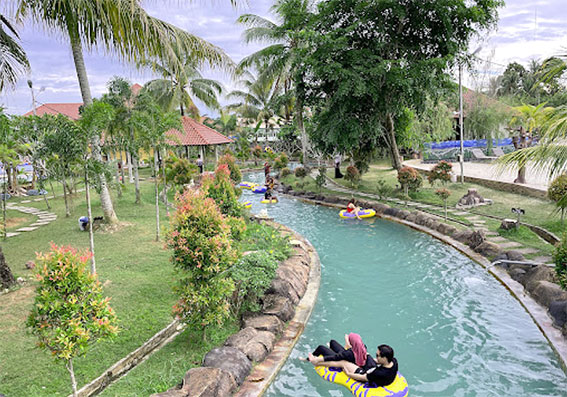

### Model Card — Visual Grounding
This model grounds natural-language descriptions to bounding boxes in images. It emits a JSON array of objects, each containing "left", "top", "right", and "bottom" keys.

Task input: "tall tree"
[
  {"left": 227, "top": 70, "right": 280, "bottom": 142},
  {"left": 144, "top": 53, "right": 223, "bottom": 118},
  {"left": 0, "top": 13, "right": 29, "bottom": 91},
  {"left": 237, "top": 0, "right": 314, "bottom": 163},
  {"left": 130, "top": 93, "right": 181, "bottom": 241},
  {"left": 17, "top": 0, "right": 234, "bottom": 223},
  {"left": 302, "top": 0, "right": 503, "bottom": 170}
]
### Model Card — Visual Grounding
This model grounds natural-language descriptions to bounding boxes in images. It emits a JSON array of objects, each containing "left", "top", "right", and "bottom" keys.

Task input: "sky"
[{"left": 1, "top": 0, "right": 566, "bottom": 116}]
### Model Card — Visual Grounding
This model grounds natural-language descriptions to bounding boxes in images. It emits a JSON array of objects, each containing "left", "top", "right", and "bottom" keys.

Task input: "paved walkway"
[
  {"left": 404, "top": 159, "right": 551, "bottom": 192},
  {"left": 311, "top": 170, "right": 552, "bottom": 264},
  {"left": 5, "top": 202, "right": 57, "bottom": 238}
]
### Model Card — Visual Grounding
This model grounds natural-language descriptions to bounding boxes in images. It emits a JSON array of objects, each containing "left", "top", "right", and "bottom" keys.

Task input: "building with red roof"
[
  {"left": 23, "top": 103, "right": 82, "bottom": 120},
  {"left": 166, "top": 116, "right": 232, "bottom": 161}
]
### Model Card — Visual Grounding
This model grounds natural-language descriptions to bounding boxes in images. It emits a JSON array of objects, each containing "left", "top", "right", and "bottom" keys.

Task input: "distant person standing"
[
  {"left": 197, "top": 155, "right": 204, "bottom": 174},
  {"left": 334, "top": 154, "right": 343, "bottom": 179}
]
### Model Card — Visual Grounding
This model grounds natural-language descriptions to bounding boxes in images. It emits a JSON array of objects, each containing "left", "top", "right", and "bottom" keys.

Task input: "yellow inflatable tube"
[
  {"left": 239, "top": 181, "right": 257, "bottom": 189},
  {"left": 339, "top": 209, "right": 376, "bottom": 219},
  {"left": 243, "top": 201, "right": 252, "bottom": 209},
  {"left": 261, "top": 198, "right": 278, "bottom": 204},
  {"left": 315, "top": 366, "right": 408, "bottom": 397}
]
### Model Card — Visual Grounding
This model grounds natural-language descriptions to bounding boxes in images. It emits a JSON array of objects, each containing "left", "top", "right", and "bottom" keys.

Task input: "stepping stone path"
[
  {"left": 488, "top": 236, "right": 507, "bottom": 243},
  {"left": 5, "top": 203, "right": 57, "bottom": 238}
]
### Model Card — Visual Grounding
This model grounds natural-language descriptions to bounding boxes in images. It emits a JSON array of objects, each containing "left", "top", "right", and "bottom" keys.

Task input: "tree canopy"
[{"left": 301, "top": 0, "right": 503, "bottom": 168}]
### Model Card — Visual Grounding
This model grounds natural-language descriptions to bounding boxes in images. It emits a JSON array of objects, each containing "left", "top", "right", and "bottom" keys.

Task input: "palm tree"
[
  {"left": 499, "top": 105, "right": 567, "bottom": 180},
  {"left": 16, "top": 0, "right": 234, "bottom": 223},
  {"left": 237, "top": 0, "right": 314, "bottom": 163},
  {"left": 227, "top": 70, "right": 280, "bottom": 142},
  {"left": 144, "top": 52, "right": 223, "bottom": 118},
  {"left": 0, "top": 13, "right": 29, "bottom": 91}
]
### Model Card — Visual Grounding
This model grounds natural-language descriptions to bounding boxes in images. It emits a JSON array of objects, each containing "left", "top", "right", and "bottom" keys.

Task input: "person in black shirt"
[
  {"left": 303, "top": 334, "right": 376, "bottom": 373},
  {"left": 343, "top": 344, "right": 398, "bottom": 387}
]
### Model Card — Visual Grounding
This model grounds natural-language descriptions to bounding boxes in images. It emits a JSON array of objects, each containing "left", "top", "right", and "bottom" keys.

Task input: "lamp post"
[{"left": 458, "top": 46, "right": 482, "bottom": 184}]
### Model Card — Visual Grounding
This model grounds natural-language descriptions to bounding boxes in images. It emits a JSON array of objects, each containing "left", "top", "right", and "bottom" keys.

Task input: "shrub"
[
  {"left": 167, "top": 189, "right": 237, "bottom": 337},
  {"left": 375, "top": 178, "right": 394, "bottom": 199},
  {"left": 345, "top": 165, "right": 360, "bottom": 187},
  {"left": 428, "top": 160, "right": 453, "bottom": 186},
  {"left": 435, "top": 188, "right": 451, "bottom": 221},
  {"left": 280, "top": 167, "right": 292, "bottom": 178},
  {"left": 217, "top": 153, "right": 242, "bottom": 184},
  {"left": 27, "top": 244, "right": 118, "bottom": 396},
  {"left": 252, "top": 145, "right": 263, "bottom": 162},
  {"left": 548, "top": 174, "right": 567, "bottom": 225},
  {"left": 294, "top": 166, "right": 307, "bottom": 179},
  {"left": 164, "top": 156, "right": 198, "bottom": 192},
  {"left": 239, "top": 222, "right": 292, "bottom": 261},
  {"left": 230, "top": 251, "right": 278, "bottom": 314},
  {"left": 202, "top": 164, "right": 244, "bottom": 218},
  {"left": 397, "top": 166, "right": 422, "bottom": 193},
  {"left": 315, "top": 167, "right": 326, "bottom": 192},
  {"left": 274, "top": 152, "right": 289, "bottom": 170},
  {"left": 553, "top": 234, "right": 567, "bottom": 290}
]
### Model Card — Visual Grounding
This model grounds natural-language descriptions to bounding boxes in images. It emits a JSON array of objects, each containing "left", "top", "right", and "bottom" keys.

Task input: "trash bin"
[{"left": 79, "top": 216, "right": 89, "bottom": 231}]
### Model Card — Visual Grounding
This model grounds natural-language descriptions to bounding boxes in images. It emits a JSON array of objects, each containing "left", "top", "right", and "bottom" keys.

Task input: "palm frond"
[
  {"left": 497, "top": 144, "right": 567, "bottom": 179},
  {"left": 236, "top": 14, "right": 278, "bottom": 30},
  {"left": 0, "top": 13, "right": 29, "bottom": 91},
  {"left": 238, "top": 44, "right": 286, "bottom": 71}
]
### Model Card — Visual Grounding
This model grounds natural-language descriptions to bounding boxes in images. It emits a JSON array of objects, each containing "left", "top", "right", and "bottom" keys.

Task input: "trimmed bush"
[
  {"left": 315, "top": 167, "right": 326, "bottom": 192},
  {"left": 435, "top": 188, "right": 451, "bottom": 221},
  {"left": 345, "top": 165, "right": 360, "bottom": 187},
  {"left": 202, "top": 164, "right": 244, "bottom": 218},
  {"left": 294, "top": 166, "right": 307, "bottom": 178},
  {"left": 428, "top": 160, "right": 452, "bottom": 186},
  {"left": 167, "top": 189, "right": 237, "bottom": 337},
  {"left": 274, "top": 152, "right": 289, "bottom": 170},
  {"left": 397, "top": 166, "right": 422, "bottom": 193},
  {"left": 280, "top": 167, "right": 292, "bottom": 178},
  {"left": 553, "top": 234, "right": 567, "bottom": 290},
  {"left": 230, "top": 251, "right": 278, "bottom": 314},
  {"left": 27, "top": 244, "right": 118, "bottom": 396},
  {"left": 164, "top": 156, "right": 198, "bottom": 192},
  {"left": 217, "top": 153, "right": 242, "bottom": 184},
  {"left": 548, "top": 174, "right": 567, "bottom": 225}
]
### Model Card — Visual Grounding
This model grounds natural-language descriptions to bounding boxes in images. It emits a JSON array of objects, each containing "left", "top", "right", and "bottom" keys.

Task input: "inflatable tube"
[
  {"left": 315, "top": 366, "right": 408, "bottom": 397},
  {"left": 239, "top": 181, "right": 257, "bottom": 189},
  {"left": 243, "top": 201, "right": 252, "bottom": 209},
  {"left": 261, "top": 198, "right": 278, "bottom": 204},
  {"left": 252, "top": 185, "right": 268, "bottom": 194},
  {"left": 339, "top": 209, "right": 376, "bottom": 219}
]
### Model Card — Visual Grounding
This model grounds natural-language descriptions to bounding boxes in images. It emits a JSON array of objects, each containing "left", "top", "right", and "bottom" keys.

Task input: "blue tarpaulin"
[{"left": 425, "top": 138, "right": 512, "bottom": 150}]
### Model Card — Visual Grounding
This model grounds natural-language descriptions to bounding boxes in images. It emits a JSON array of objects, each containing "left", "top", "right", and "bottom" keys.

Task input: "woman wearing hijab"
[{"left": 304, "top": 333, "right": 376, "bottom": 373}]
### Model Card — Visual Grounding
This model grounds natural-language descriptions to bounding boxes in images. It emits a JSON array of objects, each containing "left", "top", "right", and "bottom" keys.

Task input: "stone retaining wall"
[
  {"left": 152, "top": 223, "right": 321, "bottom": 397},
  {"left": 279, "top": 184, "right": 567, "bottom": 369}
]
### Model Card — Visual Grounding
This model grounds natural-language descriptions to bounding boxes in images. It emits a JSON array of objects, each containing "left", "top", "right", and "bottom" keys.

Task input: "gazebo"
[{"left": 165, "top": 116, "right": 232, "bottom": 164}]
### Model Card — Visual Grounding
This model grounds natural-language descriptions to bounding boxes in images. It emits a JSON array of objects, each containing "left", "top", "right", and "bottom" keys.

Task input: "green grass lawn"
[
  {"left": 1, "top": 181, "right": 178, "bottom": 397},
  {"left": 329, "top": 162, "right": 567, "bottom": 238},
  {"left": 1, "top": 175, "right": 293, "bottom": 397}
]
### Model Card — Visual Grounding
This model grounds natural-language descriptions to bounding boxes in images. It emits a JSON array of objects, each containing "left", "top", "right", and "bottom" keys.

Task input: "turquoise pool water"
[{"left": 241, "top": 174, "right": 567, "bottom": 396}]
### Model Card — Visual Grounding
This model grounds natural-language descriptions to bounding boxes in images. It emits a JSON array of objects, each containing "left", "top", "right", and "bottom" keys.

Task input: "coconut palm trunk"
[
  {"left": 69, "top": 28, "right": 118, "bottom": 224},
  {"left": 133, "top": 153, "right": 141, "bottom": 204},
  {"left": 62, "top": 178, "right": 71, "bottom": 217}
]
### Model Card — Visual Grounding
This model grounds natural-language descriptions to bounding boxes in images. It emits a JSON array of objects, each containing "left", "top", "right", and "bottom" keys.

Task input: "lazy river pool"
[{"left": 241, "top": 174, "right": 567, "bottom": 396}]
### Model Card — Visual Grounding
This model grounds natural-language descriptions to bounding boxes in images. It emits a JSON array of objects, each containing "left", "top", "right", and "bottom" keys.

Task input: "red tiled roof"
[
  {"left": 24, "top": 103, "right": 82, "bottom": 120},
  {"left": 166, "top": 116, "right": 232, "bottom": 146},
  {"left": 131, "top": 83, "right": 143, "bottom": 96}
]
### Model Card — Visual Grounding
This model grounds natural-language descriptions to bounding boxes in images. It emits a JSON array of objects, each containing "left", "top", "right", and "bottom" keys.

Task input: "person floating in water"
[
  {"left": 264, "top": 176, "right": 278, "bottom": 202},
  {"left": 302, "top": 333, "right": 376, "bottom": 373},
  {"left": 309, "top": 343, "right": 399, "bottom": 387},
  {"left": 346, "top": 199, "right": 362, "bottom": 220}
]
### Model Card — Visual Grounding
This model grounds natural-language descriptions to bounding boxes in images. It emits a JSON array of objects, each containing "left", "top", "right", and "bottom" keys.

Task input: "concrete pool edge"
[
  {"left": 233, "top": 223, "right": 322, "bottom": 397},
  {"left": 289, "top": 195, "right": 567, "bottom": 374}
]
